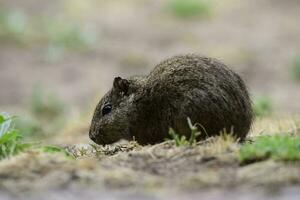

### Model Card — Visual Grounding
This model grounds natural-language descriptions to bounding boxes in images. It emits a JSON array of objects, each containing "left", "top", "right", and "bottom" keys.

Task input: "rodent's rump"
[{"left": 89, "top": 54, "right": 253, "bottom": 145}]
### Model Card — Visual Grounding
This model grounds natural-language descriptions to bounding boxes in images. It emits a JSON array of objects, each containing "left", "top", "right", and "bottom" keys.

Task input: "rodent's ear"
[{"left": 113, "top": 77, "right": 130, "bottom": 95}]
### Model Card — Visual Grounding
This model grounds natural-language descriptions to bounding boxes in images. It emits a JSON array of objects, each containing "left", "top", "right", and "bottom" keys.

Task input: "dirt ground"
[{"left": 0, "top": 117, "right": 300, "bottom": 200}]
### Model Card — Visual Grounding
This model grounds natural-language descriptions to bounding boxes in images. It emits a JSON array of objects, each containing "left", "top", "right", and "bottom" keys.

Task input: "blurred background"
[{"left": 0, "top": 0, "right": 300, "bottom": 141}]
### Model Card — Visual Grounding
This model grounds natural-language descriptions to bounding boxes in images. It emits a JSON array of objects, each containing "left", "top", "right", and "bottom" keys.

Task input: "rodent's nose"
[
  {"left": 89, "top": 124, "right": 105, "bottom": 144},
  {"left": 89, "top": 130, "right": 104, "bottom": 145},
  {"left": 89, "top": 133, "right": 96, "bottom": 141},
  {"left": 89, "top": 129, "right": 97, "bottom": 142}
]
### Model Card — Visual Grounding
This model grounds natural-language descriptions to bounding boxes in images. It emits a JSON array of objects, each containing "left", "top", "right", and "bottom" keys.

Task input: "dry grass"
[{"left": 249, "top": 115, "right": 300, "bottom": 137}]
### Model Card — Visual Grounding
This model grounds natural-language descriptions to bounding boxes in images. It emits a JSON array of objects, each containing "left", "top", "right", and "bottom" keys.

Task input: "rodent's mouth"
[
  {"left": 89, "top": 131, "right": 103, "bottom": 145},
  {"left": 89, "top": 131, "right": 118, "bottom": 145},
  {"left": 89, "top": 134, "right": 105, "bottom": 145},
  {"left": 89, "top": 126, "right": 130, "bottom": 145}
]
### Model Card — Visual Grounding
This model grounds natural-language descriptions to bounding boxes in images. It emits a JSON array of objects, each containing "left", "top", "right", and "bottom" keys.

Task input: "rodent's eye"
[{"left": 102, "top": 104, "right": 112, "bottom": 116}]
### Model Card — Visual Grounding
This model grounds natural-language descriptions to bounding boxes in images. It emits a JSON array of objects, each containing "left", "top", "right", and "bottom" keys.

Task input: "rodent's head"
[{"left": 89, "top": 77, "right": 139, "bottom": 145}]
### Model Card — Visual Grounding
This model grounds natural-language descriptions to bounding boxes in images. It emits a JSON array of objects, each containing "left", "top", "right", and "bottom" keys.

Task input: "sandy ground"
[
  {"left": 1, "top": 188, "right": 300, "bottom": 200},
  {"left": 0, "top": 0, "right": 300, "bottom": 114},
  {"left": 0, "top": 117, "right": 300, "bottom": 199}
]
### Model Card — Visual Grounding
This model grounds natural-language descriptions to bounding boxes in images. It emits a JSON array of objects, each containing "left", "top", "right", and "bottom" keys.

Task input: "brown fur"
[{"left": 89, "top": 54, "right": 253, "bottom": 145}]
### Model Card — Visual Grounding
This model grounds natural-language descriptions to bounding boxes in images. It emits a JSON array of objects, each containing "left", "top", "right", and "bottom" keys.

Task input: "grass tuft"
[
  {"left": 0, "top": 8, "right": 28, "bottom": 45},
  {"left": 253, "top": 96, "right": 273, "bottom": 118},
  {"left": 0, "top": 113, "right": 31, "bottom": 160},
  {"left": 168, "top": 128, "right": 189, "bottom": 147},
  {"left": 0, "top": 7, "right": 97, "bottom": 59},
  {"left": 1, "top": 112, "right": 73, "bottom": 160},
  {"left": 14, "top": 87, "right": 68, "bottom": 140},
  {"left": 168, "top": 118, "right": 201, "bottom": 147},
  {"left": 239, "top": 134, "right": 300, "bottom": 164},
  {"left": 291, "top": 56, "right": 300, "bottom": 82},
  {"left": 167, "top": 0, "right": 212, "bottom": 19},
  {"left": 31, "top": 86, "right": 67, "bottom": 121},
  {"left": 40, "top": 145, "right": 73, "bottom": 159}
]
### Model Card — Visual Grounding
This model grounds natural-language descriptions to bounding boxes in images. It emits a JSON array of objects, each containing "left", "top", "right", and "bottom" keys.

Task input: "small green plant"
[
  {"left": 14, "top": 116, "right": 43, "bottom": 139},
  {"left": 44, "top": 19, "right": 96, "bottom": 61},
  {"left": 168, "top": 118, "right": 201, "bottom": 147},
  {"left": 167, "top": 0, "right": 212, "bottom": 19},
  {"left": 169, "top": 128, "right": 189, "bottom": 146},
  {"left": 0, "top": 7, "right": 97, "bottom": 58},
  {"left": 31, "top": 86, "right": 67, "bottom": 120},
  {"left": 14, "top": 87, "right": 69, "bottom": 140},
  {"left": 0, "top": 112, "right": 73, "bottom": 160},
  {"left": 0, "top": 8, "right": 28, "bottom": 44},
  {"left": 0, "top": 113, "right": 31, "bottom": 160},
  {"left": 40, "top": 145, "right": 73, "bottom": 159},
  {"left": 46, "top": 20, "right": 96, "bottom": 50},
  {"left": 253, "top": 96, "right": 273, "bottom": 117},
  {"left": 291, "top": 56, "right": 300, "bottom": 82},
  {"left": 239, "top": 135, "right": 300, "bottom": 164}
]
